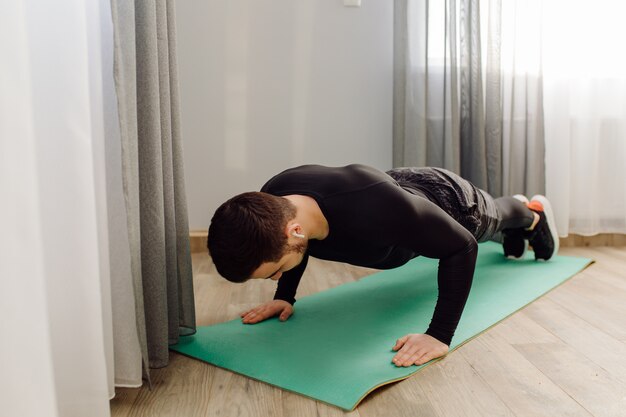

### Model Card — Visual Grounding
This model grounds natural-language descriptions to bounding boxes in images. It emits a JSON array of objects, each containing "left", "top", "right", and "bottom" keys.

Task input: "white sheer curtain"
[
  {"left": 1, "top": 1, "right": 120, "bottom": 416},
  {"left": 543, "top": 0, "right": 626, "bottom": 236}
]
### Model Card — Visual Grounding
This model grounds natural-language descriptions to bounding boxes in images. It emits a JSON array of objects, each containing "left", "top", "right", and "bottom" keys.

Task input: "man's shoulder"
[
  {"left": 260, "top": 164, "right": 387, "bottom": 193},
  {"left": 269, "top": 163, "right": 382, "bottom": 177}
]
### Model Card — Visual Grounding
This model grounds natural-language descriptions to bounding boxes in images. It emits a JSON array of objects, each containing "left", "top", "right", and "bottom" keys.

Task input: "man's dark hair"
[{"left": 207, "top": 192, "right": 297, "bottom": 282}]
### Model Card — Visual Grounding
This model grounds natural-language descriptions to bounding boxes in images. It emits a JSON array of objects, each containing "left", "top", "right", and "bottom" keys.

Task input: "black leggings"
[{"left": 494, "top": 197, "right": 534, "bottom": 231}]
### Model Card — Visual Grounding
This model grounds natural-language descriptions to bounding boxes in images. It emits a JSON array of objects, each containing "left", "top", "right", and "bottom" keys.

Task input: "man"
[{"left": 207, "top": 164, "right": 559, "bottom": 367}]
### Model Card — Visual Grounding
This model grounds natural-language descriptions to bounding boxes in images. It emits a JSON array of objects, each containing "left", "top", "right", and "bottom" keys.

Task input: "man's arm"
[
  {"left": 399, "top": 193, "right": 478, "bottom": 344},
  {"left": 273, "top": 251, "right": 309, "bottom": 305},
  {"left": 423, "top": 234, "right": 478, "bottom": 345},
  {"left": 380, "top": 185, "right": 478, "bottom": 365},
  {"left": 240, "top": 252, "right": 310, "bottom": 324}
]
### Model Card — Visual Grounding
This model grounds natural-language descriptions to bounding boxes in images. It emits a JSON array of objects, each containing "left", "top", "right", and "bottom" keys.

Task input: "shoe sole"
[
  {"left": 513, "top": 194, "right": 530, "bottom": 204},
  {"left": 506, "top": 194, "right": 530, "bottom": 260},
  {"left": 530, "top": 194, "right": 560, "bottom": 260}
]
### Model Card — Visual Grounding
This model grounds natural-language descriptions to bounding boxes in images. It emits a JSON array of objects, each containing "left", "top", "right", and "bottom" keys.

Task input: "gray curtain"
[
  {"left": 393, "top": 0, "right": 545, "bottom": 198},
  {"left": 110, "top": 0, "right": 196, "bottom": 377}
]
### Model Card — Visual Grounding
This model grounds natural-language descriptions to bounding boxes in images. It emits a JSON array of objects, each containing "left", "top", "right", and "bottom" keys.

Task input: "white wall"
[{"left": 175, "top": 0, "right": 393, "bottom": 230}]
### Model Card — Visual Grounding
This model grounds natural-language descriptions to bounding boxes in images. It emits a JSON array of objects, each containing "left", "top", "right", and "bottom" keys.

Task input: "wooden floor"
[{"left": 111, "top": 246, "right": 626, "bottom": 417}]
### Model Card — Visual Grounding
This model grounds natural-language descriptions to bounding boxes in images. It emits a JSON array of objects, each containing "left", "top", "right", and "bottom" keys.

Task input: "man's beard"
[{"left": 286, "top": 239, "right": 308, "bottom": 255}]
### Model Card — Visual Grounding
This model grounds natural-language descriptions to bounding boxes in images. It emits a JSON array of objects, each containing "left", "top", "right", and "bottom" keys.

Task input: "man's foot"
[
  {"left": 503, "top": 195, "right": 530, "bottom": 259},
  {"left": 526, "top": 195, "right": 560, "bottom": 261}
]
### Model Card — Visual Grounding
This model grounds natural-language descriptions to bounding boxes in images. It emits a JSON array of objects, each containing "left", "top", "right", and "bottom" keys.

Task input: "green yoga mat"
[{"left": 171, "top": 242, "right": 592, "bottom": 410}]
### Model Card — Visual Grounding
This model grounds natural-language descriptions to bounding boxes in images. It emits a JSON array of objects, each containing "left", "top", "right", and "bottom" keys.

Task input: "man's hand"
[
  {"left": 391, "top": 333, "right": 449, "bottom": 367},
  {"left": 240, "top": 299, "right": 293, "bottom": 324}
]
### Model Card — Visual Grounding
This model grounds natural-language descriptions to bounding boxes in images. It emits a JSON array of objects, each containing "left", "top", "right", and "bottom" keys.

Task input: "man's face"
[{"left": 249, "top": 241, "right": 307, "bottom": 281}]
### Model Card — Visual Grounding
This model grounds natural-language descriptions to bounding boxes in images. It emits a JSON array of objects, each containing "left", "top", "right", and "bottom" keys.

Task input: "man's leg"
[
  {"left": 387, "top": 167, "right": 558, "bottom": 260},
  {"left": 494, "top": 195, "right": 559, "bottom": 261},
  {"left": 494, "top": 196, "right": 535, "bottom": 231},
  {"left": 494, "top": 196, "right": 535, "bottom": 259}
]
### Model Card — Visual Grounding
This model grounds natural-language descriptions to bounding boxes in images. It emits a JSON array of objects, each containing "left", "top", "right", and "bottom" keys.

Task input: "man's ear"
[{"left": 285, "top": 222, "right": 304, "bottom": 239}]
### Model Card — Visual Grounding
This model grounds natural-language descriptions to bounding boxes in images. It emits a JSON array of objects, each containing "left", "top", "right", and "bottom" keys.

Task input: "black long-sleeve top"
[{"left": 260, "top": 164, "right": 478, "bottom": 345}]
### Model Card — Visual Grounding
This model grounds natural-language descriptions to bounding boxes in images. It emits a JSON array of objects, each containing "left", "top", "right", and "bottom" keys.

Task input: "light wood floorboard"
[{"left": 111, "top": 246, "right": 626, "bottom": 417}]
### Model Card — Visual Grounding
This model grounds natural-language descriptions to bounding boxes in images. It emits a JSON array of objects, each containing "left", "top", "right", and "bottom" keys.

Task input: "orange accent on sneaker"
[{"left": 527, "top": 200, "right": 544, "bottom": 212}]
